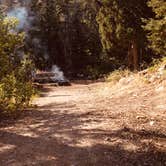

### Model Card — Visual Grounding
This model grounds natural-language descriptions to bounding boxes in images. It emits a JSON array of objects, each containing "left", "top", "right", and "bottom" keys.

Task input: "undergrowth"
[{"left": 106, "top": 69, "right": 132, "bottom": 83}]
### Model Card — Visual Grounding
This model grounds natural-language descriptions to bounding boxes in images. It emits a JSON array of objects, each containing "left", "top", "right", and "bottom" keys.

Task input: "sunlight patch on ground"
[
  {"left": 0, "top": 143, "right": 16, "bottom": 153},
  {"left": 74, "top": 138, "right": 96, "bottom": 147},
  {"left": 121, "top": 142, "right": 140, "bottom": 152},
  {"left": 78, "top": 119, "right": 116, "bottom": 130},
  {"left": 155, "top": 104, "right": 166, "bottom": 110},
  {"left": 51, "top": 133, "right": 73, "bottom": 143},
  {"left": 18, "top": 132, "right": 38, "bottom": 138},
  {"left": 34, "top": 155, "right": 57, "bottom": 162}
]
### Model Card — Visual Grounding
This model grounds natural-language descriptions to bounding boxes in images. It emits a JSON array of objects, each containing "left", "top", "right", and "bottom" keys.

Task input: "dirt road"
[{"left": 0, "top": 81, "right": 166, "bottom": 165}]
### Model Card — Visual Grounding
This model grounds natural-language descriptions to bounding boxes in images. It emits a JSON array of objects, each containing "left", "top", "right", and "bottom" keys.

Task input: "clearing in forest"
[{"left": 0, "top": 80, "right": 166, "bottom": 165}]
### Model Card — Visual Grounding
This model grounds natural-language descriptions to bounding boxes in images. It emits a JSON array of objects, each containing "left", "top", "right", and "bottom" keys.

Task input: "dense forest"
[
  {"left": 0, "top": 1, "right": 166, "bottom": 165},
  {"left": 1, "top": 0, "right": 165, "bottom": 73},
  {"left": 0, "top": 0, "right": 165, "bottom": 112}
]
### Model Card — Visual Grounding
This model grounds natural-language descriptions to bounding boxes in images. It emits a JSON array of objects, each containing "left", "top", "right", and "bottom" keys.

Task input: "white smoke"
[
  {"left": 7, "top": 7, "right": 28, "bottom": 30},
  {"left": 51, "top": 65, "right": 65, "bottom": 81},
  {"left": 4, "top": 1, "right": 65, "bottom": 80}
]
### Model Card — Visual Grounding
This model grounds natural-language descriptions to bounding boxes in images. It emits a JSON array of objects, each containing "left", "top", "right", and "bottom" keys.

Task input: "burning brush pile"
[
  {"left": 2, "top": 1, "right": 70, "bottom": 86},
  {"left": 34, "top": 65, "right": 71, "bottom": 86}
]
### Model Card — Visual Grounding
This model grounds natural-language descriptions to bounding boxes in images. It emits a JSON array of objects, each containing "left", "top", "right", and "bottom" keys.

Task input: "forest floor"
[{"left": 0, "top": 79, "right": 166, "bottom": 165}]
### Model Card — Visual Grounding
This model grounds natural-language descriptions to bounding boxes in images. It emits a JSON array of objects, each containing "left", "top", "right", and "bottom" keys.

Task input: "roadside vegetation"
[
  {"left": 0, "top": 16, "right": 35, "bottom": 116},
  {"left": 0, "top": 0, "right": 165, "bottom": 116},
  {"left": 106, "top": 57, "right": 166, "bottom": 85}
]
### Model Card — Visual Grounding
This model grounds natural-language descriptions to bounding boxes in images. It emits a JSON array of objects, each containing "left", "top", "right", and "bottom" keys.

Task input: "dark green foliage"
[
  {"left": 96, "top": 0, "right": 153, "bottom": 70},
  {"left": 144, "top": 0, "right": 166, "bottom": 56},
  {"left": 1, "top": 0, "right": 165, "bottom": 78},
  {"left": 28, "top": 0, "right": 102, "bottom": 75},
  {"left": 0, "top": 15, "right": 35, "bottom": 114}
]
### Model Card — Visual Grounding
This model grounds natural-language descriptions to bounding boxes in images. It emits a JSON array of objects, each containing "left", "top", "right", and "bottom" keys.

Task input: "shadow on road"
[{"left": 0, "top": 101, "right": 165, "bottom": 166}]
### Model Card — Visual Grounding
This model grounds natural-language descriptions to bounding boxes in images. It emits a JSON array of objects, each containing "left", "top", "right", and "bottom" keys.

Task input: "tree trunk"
[
  {"left": 132, "top": 40, "right": 139, "bottom": 70},
  {"left": 128, "top": 39, "right": 139, "bottom": 70}
]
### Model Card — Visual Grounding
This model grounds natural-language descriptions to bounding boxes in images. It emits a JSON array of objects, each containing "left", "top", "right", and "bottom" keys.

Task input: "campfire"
[{"left": 33, "top": 65, "right": 71, "bottom": 86}]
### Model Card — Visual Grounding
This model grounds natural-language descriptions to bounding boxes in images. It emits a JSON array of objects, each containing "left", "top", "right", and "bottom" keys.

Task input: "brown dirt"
[{"left": 0, "top": 81, "right": 166, "bottom": 166}]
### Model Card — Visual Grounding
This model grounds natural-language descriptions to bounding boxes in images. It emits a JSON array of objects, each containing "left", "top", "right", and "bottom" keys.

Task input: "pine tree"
[
  {"left": 144, "top": 0, "right": 166, "bottom": 56},
  {"left": 96, "top": 0, "right": 152, "bottom": 70}
]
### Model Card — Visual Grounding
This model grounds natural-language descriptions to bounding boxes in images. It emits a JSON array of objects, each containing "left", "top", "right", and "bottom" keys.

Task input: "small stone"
[
  {"left": 136, "top": 116, "right": 146, "bottom": 119},
  {"left": 150, "top": 121, "right": 155, "bottom": 126}
]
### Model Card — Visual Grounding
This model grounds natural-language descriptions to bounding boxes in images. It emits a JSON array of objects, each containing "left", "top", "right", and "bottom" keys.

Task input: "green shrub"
[
  {"left": 0, "top": 16, "right": 35, "bottom": 115},
  {"left": 0, "top": 68, "right": 35, "bottom": 114}
]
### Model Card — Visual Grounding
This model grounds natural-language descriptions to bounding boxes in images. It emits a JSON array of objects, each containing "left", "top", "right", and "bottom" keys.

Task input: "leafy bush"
[{"left": 0, "top": 16, "right": 35, "bottom": 115}]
